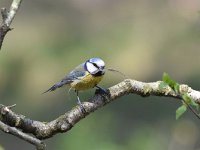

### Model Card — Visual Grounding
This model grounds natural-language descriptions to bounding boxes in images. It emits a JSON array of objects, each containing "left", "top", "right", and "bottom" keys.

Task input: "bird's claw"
[
  {"left": 77, "top": 101, "right": 86, "bottom": 114},
  {"left": 95, "top": 85, "right": 110, "bottom": 96}
]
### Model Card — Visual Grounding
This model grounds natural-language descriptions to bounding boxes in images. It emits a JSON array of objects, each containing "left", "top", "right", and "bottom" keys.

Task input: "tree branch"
[
  {"left": 1, "top": 79, "right": 200, "bottom": 143},
  {"left": 0, "top": 0, "right": 22, "bottom": 49},
  {"left": 0, "top": 121, "right": 45, "bottom": 150}
]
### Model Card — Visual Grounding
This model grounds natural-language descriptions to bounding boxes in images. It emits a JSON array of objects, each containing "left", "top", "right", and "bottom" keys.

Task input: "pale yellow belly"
[{"left": 70, "top": 74, "right": 104, "bottom": 91}]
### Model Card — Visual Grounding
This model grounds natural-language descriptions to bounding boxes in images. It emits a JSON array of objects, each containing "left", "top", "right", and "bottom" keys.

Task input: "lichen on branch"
[{"left": 1, "top": 79, "right": 200, "bottom": 142}]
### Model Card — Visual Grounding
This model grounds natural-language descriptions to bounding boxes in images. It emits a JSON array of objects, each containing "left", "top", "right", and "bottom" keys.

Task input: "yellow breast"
[{"left": 70, "top": 72, "right": 104, "bottom": 91}]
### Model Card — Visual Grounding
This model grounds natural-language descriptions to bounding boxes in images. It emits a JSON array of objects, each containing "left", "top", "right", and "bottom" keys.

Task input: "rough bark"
[{"left": 1, "top": 79, "right": 200, "bottom": 149}]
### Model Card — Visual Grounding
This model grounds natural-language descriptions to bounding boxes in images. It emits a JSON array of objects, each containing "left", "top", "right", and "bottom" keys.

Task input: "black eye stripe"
[{"left": 92, "top": 63, "right": 99, "bottom": 68}]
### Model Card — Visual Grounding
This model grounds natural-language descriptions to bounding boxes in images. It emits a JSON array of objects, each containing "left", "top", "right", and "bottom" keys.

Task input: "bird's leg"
[
  {"left": 95, "top": 85, "right": 109, "bottom": 95},
  {"left": 76, "top": 90, "right": 86, "bottom": 113}
]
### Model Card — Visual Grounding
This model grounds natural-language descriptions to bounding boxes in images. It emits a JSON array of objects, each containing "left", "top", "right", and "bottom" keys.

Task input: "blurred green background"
[{"left": 0, "top": 0, "right": 200, "bottom": 150}]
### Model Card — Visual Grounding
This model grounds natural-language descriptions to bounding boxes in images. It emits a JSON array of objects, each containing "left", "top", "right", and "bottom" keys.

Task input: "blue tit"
[{"left": 44, "top": 57, "right": 106, "bottom": 111}]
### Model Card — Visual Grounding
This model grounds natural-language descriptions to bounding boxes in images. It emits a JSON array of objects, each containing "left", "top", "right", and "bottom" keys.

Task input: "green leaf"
[
  {"left": 182, "top": 94, "right": 191, "bottom": 103},
  {"left": 174, "top": 83, "right": 180, "bottom": 93},
  {"left": 176, "top": 105, "right": 187, "bottom": 120},
  {"left": 182, "top": 94, "right": 199, "bottom": 110},
  {"left": 159, "top": 81, "right": 168, "bottom": 90},
  {"left": 162, "top": 72, "right": 177, "bottom": 90},
  {"left": 162, "top": 72, "right": 170, "bottom": 83}
]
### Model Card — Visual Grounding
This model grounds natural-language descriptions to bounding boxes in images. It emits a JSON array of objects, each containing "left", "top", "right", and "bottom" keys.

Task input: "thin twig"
[
  {"left": 7, "top": 104, "right": 16, "bottom": 109},
  {"left": 0, "top": 0, "right": 23, "bottom": 49},
  {"left": 182, "top": 100, "right": 200, "bottom": 119}
]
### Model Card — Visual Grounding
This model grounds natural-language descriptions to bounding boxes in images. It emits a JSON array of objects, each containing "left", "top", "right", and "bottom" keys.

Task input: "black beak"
[
  {"left": 99, "top": 67, "right": 105, "bottom": 75},
  {"left": 99, "top": 66, "right": 105, "bottom": 71}
]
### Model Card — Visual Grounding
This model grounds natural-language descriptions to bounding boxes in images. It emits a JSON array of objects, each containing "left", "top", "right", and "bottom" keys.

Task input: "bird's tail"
[{"left": 43, "top": 82, "right": 65, "bottom": 94}]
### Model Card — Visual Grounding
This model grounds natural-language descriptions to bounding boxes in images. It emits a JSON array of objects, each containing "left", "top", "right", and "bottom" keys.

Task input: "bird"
[{"left": 43, "top": 57, "right": 106, "bottom": 111}]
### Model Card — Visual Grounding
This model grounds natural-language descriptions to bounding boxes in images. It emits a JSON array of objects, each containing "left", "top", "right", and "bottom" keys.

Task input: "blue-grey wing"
[
  {"left": 63, "top": 63, "right": 86, "bottom": 81},
  {"left": 43, "top": 63, "right": 86, "bottom": 93}
]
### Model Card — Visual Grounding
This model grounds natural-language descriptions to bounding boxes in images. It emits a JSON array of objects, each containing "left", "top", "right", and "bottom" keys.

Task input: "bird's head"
[{"left": 85, "top": 58, "right": 105, "bottom": 76}]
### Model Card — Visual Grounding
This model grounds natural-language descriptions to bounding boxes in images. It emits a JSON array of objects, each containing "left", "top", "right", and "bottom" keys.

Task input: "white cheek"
[
  {"left": 86, "top": 63, "right": 98, "bottom": 73},
  {"left": 97, "top": 61, "right": 105, "bottom": 67}
]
